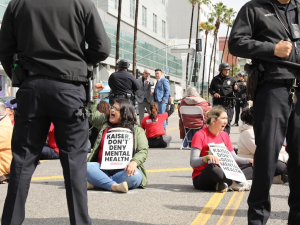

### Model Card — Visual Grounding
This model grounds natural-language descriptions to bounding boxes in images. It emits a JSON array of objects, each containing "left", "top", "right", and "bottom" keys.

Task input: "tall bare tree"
[
  {"left": 115, "top": 0, "right": 122, "bottom": 71},
  {"left": 133, "top": 0, "right": 139, "bottom": 78},
  {"left": 199, "top": 21, "right": 215, "bottom": 97}
]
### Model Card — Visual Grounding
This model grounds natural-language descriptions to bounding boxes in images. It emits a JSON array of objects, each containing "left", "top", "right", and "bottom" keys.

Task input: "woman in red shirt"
[
  {"left": 141, "top": 102, "right": 174, "bottom": 148},
  {"left": 190, "top": 106, "right": 253, "bottom": 193}
]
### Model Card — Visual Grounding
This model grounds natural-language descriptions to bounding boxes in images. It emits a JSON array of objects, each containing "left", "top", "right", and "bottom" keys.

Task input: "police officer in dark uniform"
[
  {"left": 229, "top": 0, "right": 300, "bottom": 224},
  {"left": 232, "top": 72, "right": 247, "bottom": 126},
  {"left": 108, "top": 59, "right": 140, "bottom": 105},
  {"left": 0, "top": 0, "right": 111, "bottom": 224},
  {"left": 209, "top": 62, "right": 238, "bottom": 134}
]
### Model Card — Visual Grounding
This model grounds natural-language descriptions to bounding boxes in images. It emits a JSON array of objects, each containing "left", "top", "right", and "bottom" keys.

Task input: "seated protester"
[
  {"left": 40, "top": 123, "right": 59, "bottom": 160},
  {"left": 178, "top": 86, "right": 211, "bottom": 147},
  {"left": 89, "top": 101, "right": 110, "bottom": 148},
  {"left": 237, "top": 107, "right": 289, "bottom": 184},
  {"left": 87, "top": 83, "right": 148, "bottom": 193},
  {"left": 141, "top": 102, "right": 174, "bottom": 148},
  {"left": 0, "top": 102, "right": 13, "bottom": 184},
  {"left": 190, "top": 106, "right": 253, "bottom": 193},
  {"left": 4, "top": 100, "right": 17, "bottom": 125}
]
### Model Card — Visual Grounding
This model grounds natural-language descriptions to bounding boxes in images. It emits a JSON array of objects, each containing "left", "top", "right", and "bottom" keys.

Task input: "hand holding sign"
[
  {"left": 204, "top": 154, "right": 221, "bottom": 164},
  {"left": 125, "top": 161, "right": 138, "bottom": 176}
]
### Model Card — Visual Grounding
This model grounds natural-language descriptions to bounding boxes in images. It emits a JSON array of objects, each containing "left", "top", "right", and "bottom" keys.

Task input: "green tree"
[
  {"left": 132, "top": 0, "right": 139, "bottom": 78},
  {"left": 115, "top": 0, "right": 122, "bottom": 71},
  {"left": 221, "top": 8, "right": 235, "bottom": 63},
  {"left": 231, "top": 63, "right": 240, "bottom": 77},
  {"left": 199, "top": 21, "right": 215, "bottom": 97}
]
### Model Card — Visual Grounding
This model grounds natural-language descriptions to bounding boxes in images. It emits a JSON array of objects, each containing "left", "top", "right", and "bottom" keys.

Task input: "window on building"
[
  {"left": 114, "top": 0, "right": 118, "bottom": 9},
  {"left": 130, "top": 0, "right": 135, "bottom": 19},
  {"left": 162, "top": 20, "right": 166, "bottom": 38},
  {"left": 142, "top": 6, "right": 147, "bottom": 27},
  {"left": 153, "top": 14, "right": 157, "bottom": 33}
]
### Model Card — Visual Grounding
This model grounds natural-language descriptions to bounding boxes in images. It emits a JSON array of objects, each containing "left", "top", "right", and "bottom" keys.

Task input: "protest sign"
[
  {"left": 100, "top": 128, "right": 133, "bottom": 170},
  {"left": 208, "top": 143, "right": 246, "bottom": 183}
]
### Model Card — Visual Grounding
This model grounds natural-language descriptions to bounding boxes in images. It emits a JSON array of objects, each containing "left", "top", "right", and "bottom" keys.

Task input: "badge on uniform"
[{"left": 227, "top": 81, "right": 231, "bottom": 85}]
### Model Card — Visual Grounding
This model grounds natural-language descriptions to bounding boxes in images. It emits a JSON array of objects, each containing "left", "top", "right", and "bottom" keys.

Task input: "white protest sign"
[
  {"left": 208, "top": 143, "right": 246, "bottom": 183},
  {"left": 100, "top": 128, "right": 133, "bottom": 170}
]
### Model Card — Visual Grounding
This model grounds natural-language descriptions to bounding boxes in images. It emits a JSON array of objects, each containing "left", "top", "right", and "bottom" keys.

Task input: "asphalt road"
[{"left": 0, "top": 110, "right": 290, "bottom": 225}]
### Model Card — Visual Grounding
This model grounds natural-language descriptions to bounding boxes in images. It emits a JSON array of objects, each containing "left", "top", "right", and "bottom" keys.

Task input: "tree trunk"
[
  {"left": 213, "top": 34, "right": 218, "bottom": 78},
  {"left": 133, "top": 0, "right": 139, "bottom": 78},
  {"left": 201, "top": 32, "right": 208, "bottom": 97},
  {"left": 186, "top": 5, "right": 195, "bottom": 88},
  {"left": 193, "top": 3, "right": 200, "bottom": 89},
  {"left": 115, "top": 0, "right": 122, "bottom": 71},
  {"left": 221, "top": 25, "right": 230, "bottom": 63},
  {"left": 207, "top": 34, "right": 216, "bottom": 99}
]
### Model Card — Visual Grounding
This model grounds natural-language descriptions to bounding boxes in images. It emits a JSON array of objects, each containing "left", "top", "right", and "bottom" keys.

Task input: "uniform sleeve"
[
  {"left": 85, "top": 5, "right": 111, "bottom": 64},
  {"left": 228, "top": 3, "right": 275, "bottom": 59},
  {"left": 0, "top": 3, "right": 17, "bottom": 79},
  {"left": 209, "top": 77, "right": 217, "bottom": 95}
]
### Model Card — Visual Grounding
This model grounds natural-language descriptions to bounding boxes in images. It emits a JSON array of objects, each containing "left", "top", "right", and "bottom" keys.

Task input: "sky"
[{"left": 218, "top": 0, "right": 250, "bottom": 36}]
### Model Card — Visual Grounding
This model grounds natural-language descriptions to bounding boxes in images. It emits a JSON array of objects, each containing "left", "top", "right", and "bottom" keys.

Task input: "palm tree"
[
  {"left": 186, "top": 0, "right": 197, "bottom": 88},
  {"left": 132, "top": 0, "right": 139, "bottom": 78},
  {"left": 199, "top": 21, "right": 215, "bottom": 97},
  {"left": 193, "top": 0, "right": 210, "bottom": 88},
  {"left": 221, "top": 8, "right": 235, "bottom": 63},
  {"left": 115, "top": 0, "right": 122, "bottom": 71}
]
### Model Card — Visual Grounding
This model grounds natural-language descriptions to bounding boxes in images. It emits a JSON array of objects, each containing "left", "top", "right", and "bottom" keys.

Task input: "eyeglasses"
[
  {"left": 110, "top": 105, "right": 120, "bottom": 111},
  {"left": 144, "top": 72, "right": 150, "bottom": 75}
]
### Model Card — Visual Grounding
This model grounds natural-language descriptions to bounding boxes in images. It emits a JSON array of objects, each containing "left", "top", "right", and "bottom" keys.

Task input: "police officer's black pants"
[
  {"left": 248, "top": 82, "right": 300, "bottom": 225},
  {"left": 1, "top": 76, "right": 91, "bottom": 225},
  {"left": 225, "top": 105, "right": 234, "bottom": 135},
  {"left": 234, "top": 100, "right": 246, "bottom": 124}
]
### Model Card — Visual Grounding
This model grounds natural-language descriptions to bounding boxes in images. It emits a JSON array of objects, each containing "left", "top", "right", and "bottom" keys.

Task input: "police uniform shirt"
[{"left": 108, "top": 70, "right": 140, "bottom": 95}]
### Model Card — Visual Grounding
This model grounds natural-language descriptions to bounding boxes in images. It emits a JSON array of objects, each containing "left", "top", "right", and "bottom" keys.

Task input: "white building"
[{"left": 168, "top": 0, "right": 219, "bottom": 95}]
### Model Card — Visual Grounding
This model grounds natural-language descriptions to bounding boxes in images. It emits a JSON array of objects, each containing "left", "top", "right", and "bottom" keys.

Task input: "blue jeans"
[
  {"left": 183, "top": 129, "right": 200, "bottom": 147},
  {"left": 157, "top": 101, "right": 167, "bottom": 132},
  {"left": 86, "top": 162, "right": 142, "bottom": 191}
]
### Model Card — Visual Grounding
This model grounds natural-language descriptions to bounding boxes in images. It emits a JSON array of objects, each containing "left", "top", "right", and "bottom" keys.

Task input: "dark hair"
[
  {"left": 205, "top": 105, "right": 227, "bottom": 125},
  {"left": 240, "top": 107, "right": 254, "bottom": 126},
  {"left": 155, "top": 69, "right": 162, "bottom": 72},
  {"left": 97, "top": 101, "right": 110, "bottom": 115},
  {"left": 149, "top": 102, "right": 159, "bottom": 122},
  {"left": 107, "top": 98, "right": 138, "bottom": 132}
]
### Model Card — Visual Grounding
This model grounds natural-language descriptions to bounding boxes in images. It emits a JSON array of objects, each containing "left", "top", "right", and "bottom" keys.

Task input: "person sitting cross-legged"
[
  {"left": 86, "top": 83, "right": 148, "bottom": 193},
  {"left": 141, "top": 101, "right": 174, "bottom": 148},
  {"left": 190, "top": 106, "right": 253, "bottom": 193}
]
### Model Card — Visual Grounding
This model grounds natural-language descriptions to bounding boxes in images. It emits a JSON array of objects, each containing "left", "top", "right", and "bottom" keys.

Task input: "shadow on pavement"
[
  {"left": 22, "top": 218, "right": 167, "bottom": 225},
  {"left": 146, "top": 183, "right": 195, "bottom": 193}
]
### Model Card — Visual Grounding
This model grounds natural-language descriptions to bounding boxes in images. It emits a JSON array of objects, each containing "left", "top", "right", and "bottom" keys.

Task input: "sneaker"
[
  {"left": 230, "top": 180, "right": 251, "bottom": 192},
  {"left": 216, "top": 182, "right": 228, "bottom": 193},
  {"left": 281, "top": 174, "right": 289, "bottom": 184},
  {"left": 116, "top": 181, "right": 128, "bottom": 193},
  {"left": 87, "top": 181, "right": 95, "bottom": 190}
]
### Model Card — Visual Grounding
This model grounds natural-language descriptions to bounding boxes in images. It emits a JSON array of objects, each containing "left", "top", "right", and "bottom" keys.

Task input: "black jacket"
[
  {"left": 229, "top": 0, "right": 300, "bottom": 80},
  {"left": 209, "top": 74, "right": 237, "bottom": 105},
  {"left": 108, "top": 70, "right": 141, "bottom": 95},
  {"left": 236, "top": 80, "right": 247, "bottom": 99},
  {"left": 0, "top": 0, "right": 111, "bottom": 82}
]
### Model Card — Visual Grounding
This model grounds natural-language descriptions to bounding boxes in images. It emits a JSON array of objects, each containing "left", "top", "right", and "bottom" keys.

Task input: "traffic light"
[{"left": 196, "top": 39, "right": 202, "bottom": 52}]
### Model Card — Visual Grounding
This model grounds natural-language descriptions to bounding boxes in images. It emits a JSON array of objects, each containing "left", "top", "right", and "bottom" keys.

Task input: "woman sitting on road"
[
  {"left": 190, "top": 106, "right": 253, "bottom": 193},
  {"left": 237, "top": 107, "right": 289, "bottom": 184},
  {"left": 87, "top": 83, "right": 148, "bottom": 193},
  {"left": 141, "top": 101, "right": 174, "bottom": 148}
]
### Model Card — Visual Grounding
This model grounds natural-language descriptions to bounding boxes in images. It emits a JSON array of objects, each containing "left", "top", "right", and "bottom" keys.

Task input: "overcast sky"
[{"left": 219, "top": 0, "right": 250, "bottom": 36}]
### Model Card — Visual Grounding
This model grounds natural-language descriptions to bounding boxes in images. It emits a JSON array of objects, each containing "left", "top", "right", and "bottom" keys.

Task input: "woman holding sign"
[
  {"left": 86, "top": 83, "right": 148, "bottom": 193},
  {"left": 141, "top": 102, "right": 174, "bottom": 148},
  {"left": 190, "top": 106, "right": 253, "bottom": 193}
]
